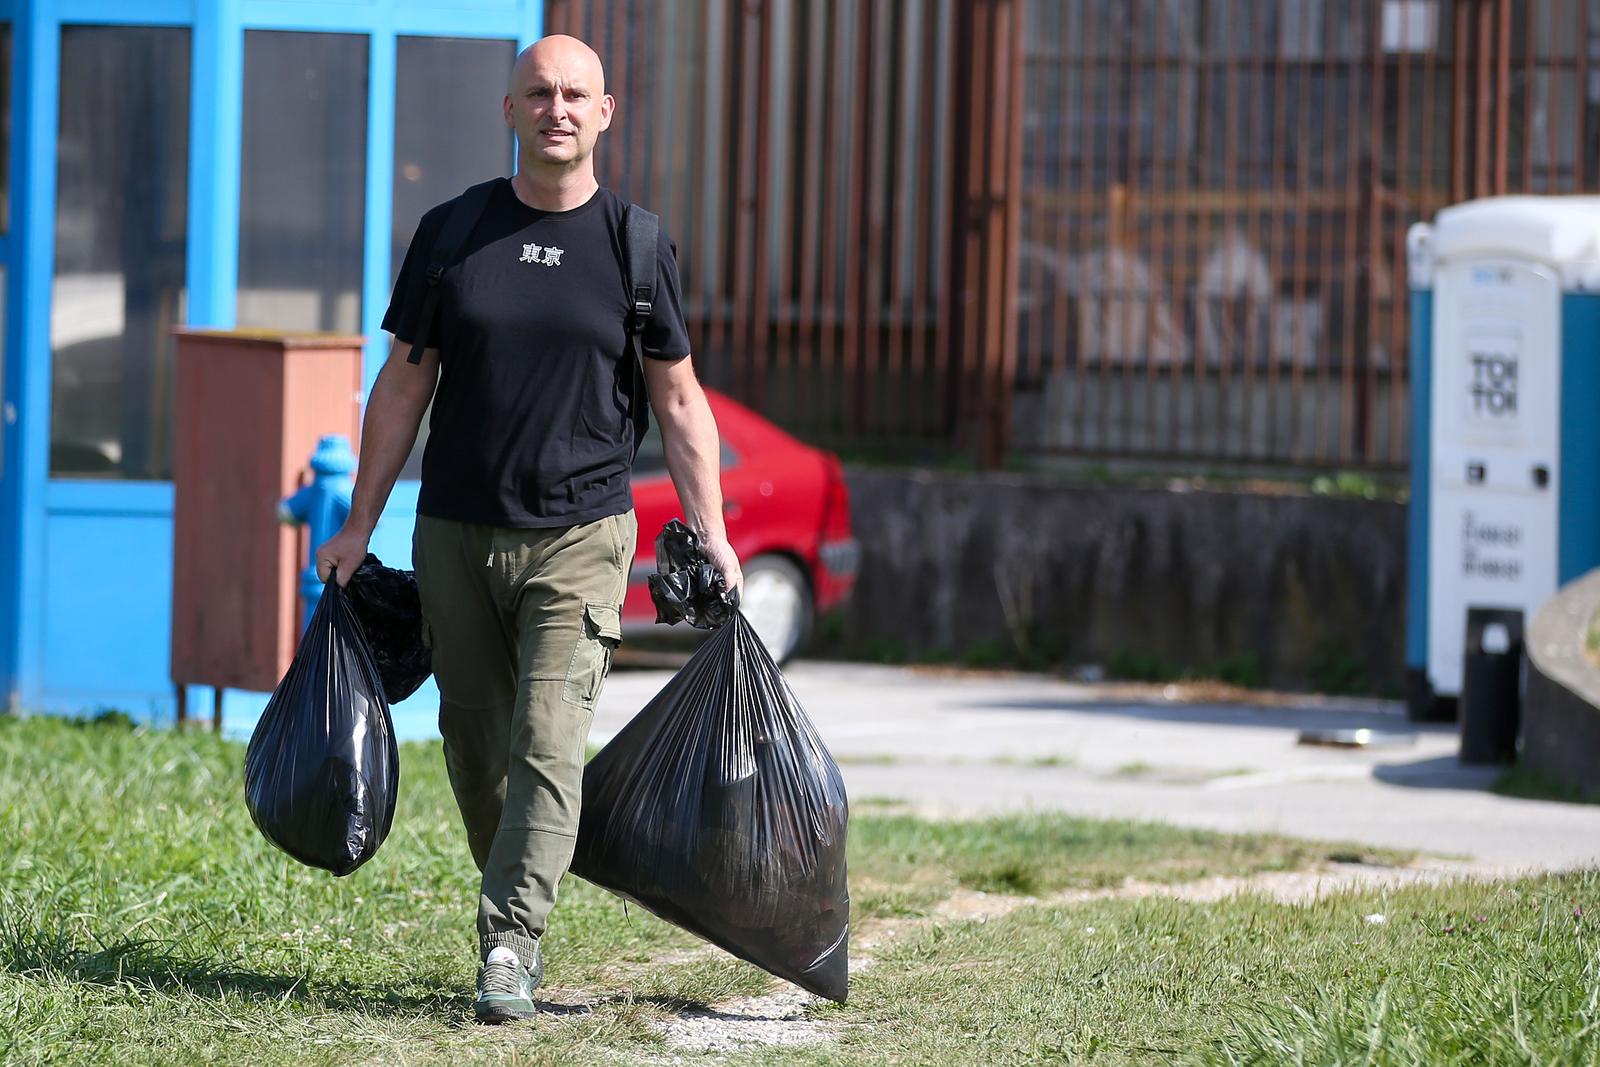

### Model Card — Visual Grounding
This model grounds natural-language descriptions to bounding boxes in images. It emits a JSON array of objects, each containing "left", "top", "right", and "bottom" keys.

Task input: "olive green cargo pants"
[{"left": 413, "top": 510, "right": 636, "bottom": 968}]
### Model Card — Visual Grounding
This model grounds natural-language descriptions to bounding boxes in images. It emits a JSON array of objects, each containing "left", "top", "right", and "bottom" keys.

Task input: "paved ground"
[{"left": 590, "top": 658, "right": 1600, "bottom": 872}]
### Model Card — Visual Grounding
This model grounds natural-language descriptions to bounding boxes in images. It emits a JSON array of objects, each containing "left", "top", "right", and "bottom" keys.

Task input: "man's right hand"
[{"left": 315, "top": 526, "right": 372, "bottom": 588}]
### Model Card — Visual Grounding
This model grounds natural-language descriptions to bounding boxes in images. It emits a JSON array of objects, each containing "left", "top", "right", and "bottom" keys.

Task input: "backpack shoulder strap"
[
  {"left": 622, "top": 204, "right": 661, "bottom": 454},
  {"left": 406, "top": 178, "right": 499, "bottom": 364},
  {"left": 623, "top": 204, "right": 659, "bottom": 337}
]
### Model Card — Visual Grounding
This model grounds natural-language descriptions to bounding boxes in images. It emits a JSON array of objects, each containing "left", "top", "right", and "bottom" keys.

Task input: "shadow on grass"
[
  {"left": 4, "top": 930, "right": 739, "bottom": 1025},
  {"left": 2, "top": 932, "right": 460, "bottom": 1017}
]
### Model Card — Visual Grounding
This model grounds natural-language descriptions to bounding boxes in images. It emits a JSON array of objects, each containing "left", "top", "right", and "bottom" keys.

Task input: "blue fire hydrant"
[{"left": 278, "top": 435, "right": 356, "bottom": 630}]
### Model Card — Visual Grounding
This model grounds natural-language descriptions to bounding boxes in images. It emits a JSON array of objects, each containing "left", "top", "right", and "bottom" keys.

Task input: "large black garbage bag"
[
  {"left": 573, "top": 613, "right": 850, "bottom": 1001},
  {"left": 244, "top": 580, "right": 399, "bottom": 876},
  {"left": 346, "top": 553, "right": 431, "bottom": 703}
]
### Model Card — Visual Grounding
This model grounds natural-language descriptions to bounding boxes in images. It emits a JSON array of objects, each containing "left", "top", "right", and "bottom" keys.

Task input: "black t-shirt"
[{"left": 383, "top": 181, "right": 691, "bottom": 528}]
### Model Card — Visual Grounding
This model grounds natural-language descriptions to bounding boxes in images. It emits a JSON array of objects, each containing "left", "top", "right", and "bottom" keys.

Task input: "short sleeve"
[
  {"left": 381, "top": 203, "right": 450, "bottom": 348},
  {"left": 643, "top": 233, "right": 693, "bottom": 361}
]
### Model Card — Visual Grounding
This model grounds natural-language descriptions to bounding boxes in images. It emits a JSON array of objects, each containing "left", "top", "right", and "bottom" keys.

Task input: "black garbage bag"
[
  {"left": 244, "top": 580, "right": 399, "bottom": 876},
  {"left": 573, "top": 526, "right": 849, "bottom": 1003},
  {"left": 647, "top": 519, "right": 739, "bottom": 629},
  {"left": 346, "top": 553, "right": 431, "bottom": 703}
]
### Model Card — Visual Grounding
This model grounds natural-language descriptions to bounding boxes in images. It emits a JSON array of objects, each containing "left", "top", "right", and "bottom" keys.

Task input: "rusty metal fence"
[
  {"left": 549, "top": 0, "right": 1600, "bottom": 469},
  {"left": 1017, "top": 0, "right": 1600, "bottom": 468}
]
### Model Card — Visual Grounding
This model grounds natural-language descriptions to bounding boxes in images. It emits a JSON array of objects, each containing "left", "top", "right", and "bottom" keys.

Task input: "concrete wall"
[
  {"left": 1524, "top": 568, "right": 1600, "bottom": 792},
  {"left": 821, "top": 469, "right": 1407, "bottom": 693}
]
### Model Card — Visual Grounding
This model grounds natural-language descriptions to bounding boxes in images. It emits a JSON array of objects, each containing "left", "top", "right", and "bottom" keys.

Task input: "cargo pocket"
[{"left": 564, "top": 601, "right": 622, "bottom": 709}]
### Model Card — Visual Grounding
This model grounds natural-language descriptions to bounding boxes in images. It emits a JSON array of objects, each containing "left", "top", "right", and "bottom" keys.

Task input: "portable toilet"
[{"left": 1406, "top": 197, "right": 1600, "bottom": 720}]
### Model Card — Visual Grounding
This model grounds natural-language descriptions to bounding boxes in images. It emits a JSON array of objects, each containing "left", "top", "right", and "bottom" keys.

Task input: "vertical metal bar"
[
  {"left": 1363, "top": 0, "right": 1386, "bottom": 463},
  {"left": 1111, "top": 7, "right": 1135, "bottom": 457},
  {"left": 1475, "top": 0, "right": 1493, "bottom": 196},
  {"left": 1173, "top": 5, "right": 1196, "bottom": 458},
  {"left": 749, "top": 0, "right": 774, "bottom": 411},
  {"left": 1044, "top": 4, "right": 1074, "bottom": 454},
  {"left": 1286, "top": 0, "right": 1313, "bottom": 462},
  {"left": 881, "top": 0, "right": 906, "bottom": 437},
  {"left": 1219, "top": 1, "right": 1242, "bottom": 460},
  {"left": 605, "top": 0, "right": 626, "bottom": 188},
  {"left": 1337, "top": 5, "right": 1369, "bottom": 465},
  {"left": 1149, "top": 0, "right": 1173, "bottom": 456},
  {"left": 796, "top": 0, "right": 825, "bottom": 439},
  {"left": 1190, "top": 3, "right": 1217, "bottom": 459},
  {"left": 1389, "top": 9, "right": 1416, "bottom": 464},
  {"left": 726, "top": 0, "right": 753, "bottom": 403},
  {"left": 1577, "top": 0, "right": 1589, "bottom": 190},
  {"left": 1524, "top": 0, "right": 1537, "bottom": 188},
  {"left": 771, "top": 0, "right": 798, "bottom": 413},
  {"left": 957, "top": 0, "right": 990, "bottom": 456},
  {"left": 1493, "top": 0, "right": 1511, "bottom": 195},
  {"left": 1266, "top": 0, "right": 1292, "bottom": 460},
  {"left": 865, "top": 0, "right": 896, "bottom": 439},
  {"left": 684, "top": 0, "right": 711, "bottom": 374},
  {"left": 1314, "top": 11, "right": 1346, "bottom": 461},
  {"left": 912, "top": 0, "right": 941, "bottom": 442},
  {"left": 1451, "top": 0, "right": 1470, "bottom": 201},
  {"left": 623, "top": 0, "right": 641, "bottom": 194},
  {"left": 995, "top": 0, "right": 1025, "bottom": 467},
  {"left": 843, "top": 0, "right": 874, "bottom": 439},
  {"left": 818, "top": 2, "right": 845, "bottom": 438},
  {"left": 1546, "top": 0, "right": 1559, "bottom": 190},
  {"left": 707, "top": 0, "right": 739, "bottom": 389},
  {"left": 1092, "top": 1, "right": 1114, "bottom": 454},
  {"left": 1069, "top": 0, "right": 1096, "bottom": 453},
  {"left": 1242, "top": 0, "right": 1270, "bottom": 461},
  {"left": 937, "top": 0, "right": 964, "bottom": 448},
  {"left": 936, "top": 0, "right": 957, "bottom": 446}
]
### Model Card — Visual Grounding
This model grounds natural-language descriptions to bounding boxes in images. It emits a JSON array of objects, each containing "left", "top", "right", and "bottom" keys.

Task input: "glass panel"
[
  {"left": 0, "top": 264, "right": 7, "bottom": 474},
  {"left": 237, "top": 31, "right": 368, "bottom": 334},
  {"left": 393, "top": 35, "right": 516, "bottom": 480},
  {"left": 51, "top": 27, "right": 190, "bottom": 479},
  {"left": 0, "top": 25, "right": 11, "bottom": 233}
]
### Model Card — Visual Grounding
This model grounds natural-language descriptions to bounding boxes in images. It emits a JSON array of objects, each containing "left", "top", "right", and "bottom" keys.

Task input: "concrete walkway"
[{"left": 595, "top": 659, "right": 1600, "bottom": 872}]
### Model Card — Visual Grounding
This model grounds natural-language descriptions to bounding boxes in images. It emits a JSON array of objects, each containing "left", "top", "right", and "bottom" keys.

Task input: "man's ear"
[
  {"left": 503, "top": 94, "right": 514, "bottom": 127},
  {"left": 599, "top": 93, "right": 615, "bottom": 132}
]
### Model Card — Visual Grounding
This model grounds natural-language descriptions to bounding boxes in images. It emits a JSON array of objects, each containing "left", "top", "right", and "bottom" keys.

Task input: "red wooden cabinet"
[{"left": 169, "top": 330, "right": 364, "bottom": 721}]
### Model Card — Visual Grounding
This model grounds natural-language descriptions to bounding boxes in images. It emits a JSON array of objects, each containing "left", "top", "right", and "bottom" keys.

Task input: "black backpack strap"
[
  {"left": 624, "top": 204, "right": 659, "bottom": 336},
  {"left": 622, "top": 204, "right": 660, "bottom": 451},
  {"left": 406, "top": 178, "right": 499, "bottom": 364}
]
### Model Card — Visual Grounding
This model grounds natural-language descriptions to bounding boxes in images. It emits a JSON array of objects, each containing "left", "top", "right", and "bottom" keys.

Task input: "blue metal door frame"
[{"left": 0, "top": 0, "right": 540, "bottom": 713}]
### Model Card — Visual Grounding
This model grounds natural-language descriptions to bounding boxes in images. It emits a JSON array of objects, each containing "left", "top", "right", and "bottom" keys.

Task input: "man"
[{"left": 315, "top": 34, "right": 743, "bottom": 1023}]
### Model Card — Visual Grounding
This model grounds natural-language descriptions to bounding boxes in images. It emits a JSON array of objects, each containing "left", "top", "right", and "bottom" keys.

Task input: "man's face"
[{"left": 504, "top": 45, "right": 614, "bottom": 169}]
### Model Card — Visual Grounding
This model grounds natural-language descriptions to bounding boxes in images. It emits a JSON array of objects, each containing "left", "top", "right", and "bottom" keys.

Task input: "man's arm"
[
  {"left": 315, "top": 336, "right": 440, "bottom": 586},
  {"left": 644, "top": 355, "right": 744, "bottom": 597}
]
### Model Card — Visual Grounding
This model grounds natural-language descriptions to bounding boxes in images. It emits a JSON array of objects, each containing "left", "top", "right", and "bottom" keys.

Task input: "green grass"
[
  {"left": 846, "top": 812, "right": 1395, "bottom": 917},
  {"left": 723, "top": 872, "right": 1600, "bottom": 1066},
  {"left": 0, "top": 712, "right": 1563, "bottom": 1066}
]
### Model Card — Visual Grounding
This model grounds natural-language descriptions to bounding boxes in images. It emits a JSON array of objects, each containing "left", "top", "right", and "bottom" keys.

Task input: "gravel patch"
[{"left": 656, "top": 986, "right": 838, "bottom": 1053}]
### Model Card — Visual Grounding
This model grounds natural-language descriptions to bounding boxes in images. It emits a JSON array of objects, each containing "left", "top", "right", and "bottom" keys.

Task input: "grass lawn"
[{"left": 1, "top": 713, "right": 1594, "bottom": 1065}]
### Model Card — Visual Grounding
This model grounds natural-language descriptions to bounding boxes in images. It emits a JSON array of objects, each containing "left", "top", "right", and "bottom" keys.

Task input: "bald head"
[
  {"left": 504, "top": 34, "right": 615, "bottom": 180},
  {"left": 510, "top": 35, "right": 606, "bottom": 97}
]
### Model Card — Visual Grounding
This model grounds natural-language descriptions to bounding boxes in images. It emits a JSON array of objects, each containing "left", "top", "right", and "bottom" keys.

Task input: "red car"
[{"left": 626, "top": 388, "right": 859, "bottom": 662}]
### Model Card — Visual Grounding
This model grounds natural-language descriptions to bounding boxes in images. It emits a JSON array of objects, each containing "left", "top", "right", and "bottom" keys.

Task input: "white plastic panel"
[{"left": 1426, "top": 255, "right": 1561, "bottom": 696}]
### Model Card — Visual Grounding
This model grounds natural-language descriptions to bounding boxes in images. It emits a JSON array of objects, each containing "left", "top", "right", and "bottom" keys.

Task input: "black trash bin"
[{"left": 1458, "top": 607, "right": 1524, "bottom": 765}]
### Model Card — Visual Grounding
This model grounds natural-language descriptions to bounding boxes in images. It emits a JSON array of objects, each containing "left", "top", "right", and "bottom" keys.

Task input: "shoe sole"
[{"left": 475, "top": 1002, "right": 538, "bottom": 1024}]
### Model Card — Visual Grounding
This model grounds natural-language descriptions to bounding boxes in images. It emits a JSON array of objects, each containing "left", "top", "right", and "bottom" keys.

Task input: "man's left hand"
[{"left": 699, "top": 535, "right": 744, "bottom": 603}]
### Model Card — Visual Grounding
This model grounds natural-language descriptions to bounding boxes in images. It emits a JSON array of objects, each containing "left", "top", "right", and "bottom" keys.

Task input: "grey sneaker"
[{"left": 474, "top": 945, "right": 542, "bottom": 1024}]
